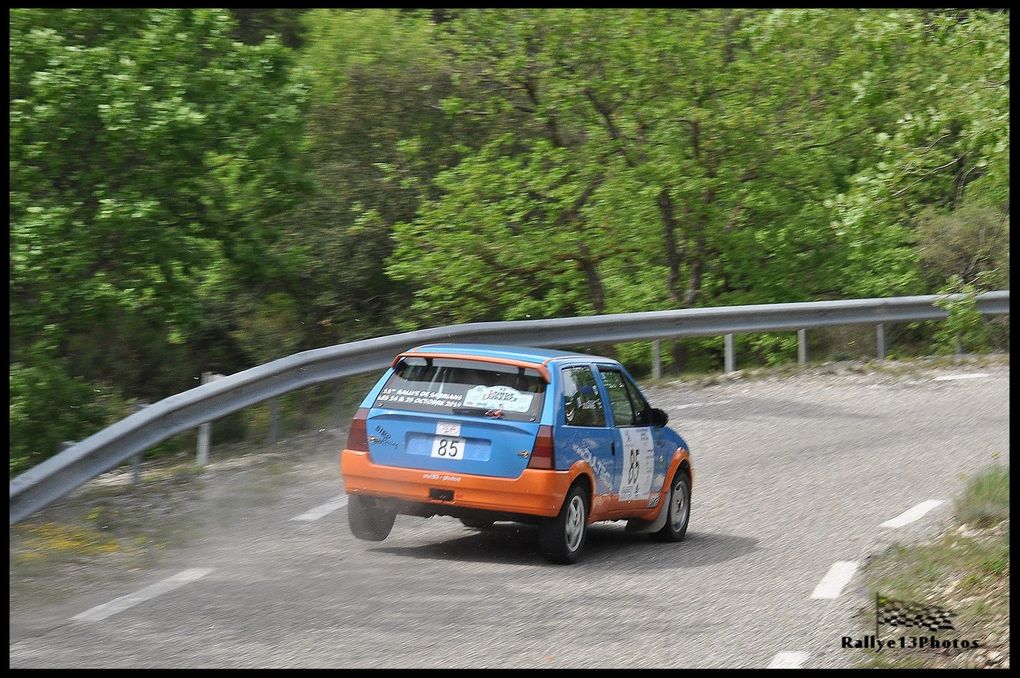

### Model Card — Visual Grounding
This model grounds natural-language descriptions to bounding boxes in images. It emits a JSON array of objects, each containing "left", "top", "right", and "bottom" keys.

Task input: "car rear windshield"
[{"left": 374, "top": 357, "right": 546, "bottom": 423}]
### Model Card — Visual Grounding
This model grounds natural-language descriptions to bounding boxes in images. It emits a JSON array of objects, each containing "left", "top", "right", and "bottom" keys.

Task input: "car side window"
[
  {"left": 620, "top": 372, "right": 650, "bottom": 418},
  {"left": 598, "top": 368, "right": 640, "bottom": 427},
  {"left": 561, "top": 366, "right": 606, "bottom": 427}
]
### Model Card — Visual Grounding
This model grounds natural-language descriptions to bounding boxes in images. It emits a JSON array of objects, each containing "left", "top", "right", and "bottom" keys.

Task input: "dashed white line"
[
  {"left": 290, "top": 495, "right": 349, "bottom": 522},
  {"left": 880, "top": 500, "right": 945, "bottom": 528},
  {"left": 810, "top": 561, "right": 858, "bottom": 600},
  {"left": 933, "top": 373, "right": 989, "bottom": 381},
  {"left": 674, "top": 399, "right": 734, "bottom": 410},
  {"left": 71, "top": 568, "right": 214, "bottom": 622},
  {"left": 768, "top": 651, "right": 809, "bottom": 668}
]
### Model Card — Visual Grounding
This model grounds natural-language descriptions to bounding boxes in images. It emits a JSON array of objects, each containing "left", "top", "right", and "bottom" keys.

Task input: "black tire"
[
  {"left": 538, "top": 484, "right": 589, "bottom": 564},
  {"left": 650, "top": 468, "right": 691, "bottom": 543},
  {"left": 460, "top": 517, "right": 496, "bottom": 530},
  {"left": 347, "top": 494, "right": 397, "bottom": 542}
]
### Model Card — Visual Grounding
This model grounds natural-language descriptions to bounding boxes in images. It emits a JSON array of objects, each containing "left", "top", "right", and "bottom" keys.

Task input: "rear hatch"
[{"left": 366, "top": 356, "right": 547, "bottom": 479}]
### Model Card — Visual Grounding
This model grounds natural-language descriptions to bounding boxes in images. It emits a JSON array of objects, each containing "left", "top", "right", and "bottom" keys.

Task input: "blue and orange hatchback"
[{"left": 341, "top": 344, "right": 693, "bottom": 563}]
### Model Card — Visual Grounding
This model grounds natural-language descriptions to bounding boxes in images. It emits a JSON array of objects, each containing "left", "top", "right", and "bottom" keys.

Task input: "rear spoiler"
[{"left": 392, "top": 352, "right": 551, "bottom": 383}]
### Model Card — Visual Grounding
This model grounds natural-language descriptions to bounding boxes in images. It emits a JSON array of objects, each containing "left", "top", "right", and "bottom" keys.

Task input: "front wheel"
[
  {"left": 650, "top": 469, "right": 690, "bottom": 543},
  {"left": 347, "top": 494, "right": 396, "bottom": 542},
  {"left": 538, "top": 485, "right": 589, "bottom": 564}
]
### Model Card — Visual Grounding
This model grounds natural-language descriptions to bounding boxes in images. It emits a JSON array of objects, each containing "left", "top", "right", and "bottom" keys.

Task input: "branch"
[
  {"left": 892, "top": 155, "right": 966, "bottom": 198},
  {"left": 585, "top": 88, "right": 644, "bottom": 168},
  {"left": 521, "top": 77, "right": 567, "bottom": 148},
  {"left": 796, "top": 127, "right": 867, "bottom": 152}
]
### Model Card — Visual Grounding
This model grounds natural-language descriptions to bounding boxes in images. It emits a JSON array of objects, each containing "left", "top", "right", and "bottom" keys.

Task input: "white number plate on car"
[{"left": 431, "top": 436, "right": 466, "bottom": 459}]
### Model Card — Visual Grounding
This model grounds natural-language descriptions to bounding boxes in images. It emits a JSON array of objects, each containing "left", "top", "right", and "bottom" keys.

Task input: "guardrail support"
[
  {"left": 196, "top": 421, "right": 210, "bottom": 466},
  {"left": 797, "top": 329, "right": 807, "bottom": 365},
  {"left": 724, "top": 333, "right": 736, "bottom": 373},
  {"left": 131, "top": 403, "right": 149, "bottom": 483},
  {"left": 335, "top": 381, "right": 346, "bottom": 429},
  {"left": 876, "top": 323, "right": 886, "bottom": 360},
  {"left": 652, "top": 340, "right": 662, "bottom": 380},
  {"left": 196, "top": 373, "right": 223, "bottom": 464},
  {"left": 269, "top": 398, "right": 280, "bottom": 444}
]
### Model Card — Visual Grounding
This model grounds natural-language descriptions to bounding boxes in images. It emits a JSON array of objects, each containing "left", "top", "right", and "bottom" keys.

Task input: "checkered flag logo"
[{"left": 876, "top": 594, "right": 956, "bottom": 632}]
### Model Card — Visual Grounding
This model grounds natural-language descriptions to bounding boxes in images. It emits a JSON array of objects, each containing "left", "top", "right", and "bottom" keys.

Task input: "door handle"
[{"left": 611, "top": 442, "right": 616, "bottom": 455}]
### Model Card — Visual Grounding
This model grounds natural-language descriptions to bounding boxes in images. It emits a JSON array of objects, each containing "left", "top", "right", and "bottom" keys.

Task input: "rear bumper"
[{"left": 341, "top": 450, "right": 572, "bottom": 518}]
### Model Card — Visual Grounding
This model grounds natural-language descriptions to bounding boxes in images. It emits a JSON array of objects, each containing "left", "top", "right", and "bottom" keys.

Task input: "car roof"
[{"left": 403, "top": 343, "right": 616, "bottom": 366}]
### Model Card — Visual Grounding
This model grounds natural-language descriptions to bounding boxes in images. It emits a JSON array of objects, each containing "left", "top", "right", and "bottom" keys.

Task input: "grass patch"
[
  {"left": 13, "top": 521, "right": 121, "bottom": 564},
  {"left": 955, "top": 465, "right": 1009, "bottom": 527}
]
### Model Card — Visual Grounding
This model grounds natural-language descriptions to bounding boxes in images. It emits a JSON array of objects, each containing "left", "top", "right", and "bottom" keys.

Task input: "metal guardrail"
[{"left": 9, "top": 291, "right": 1009, "bottom": 525}]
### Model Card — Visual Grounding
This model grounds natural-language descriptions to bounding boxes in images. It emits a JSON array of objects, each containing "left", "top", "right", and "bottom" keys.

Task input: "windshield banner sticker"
[
  {"left": 376, "top": 388, "right": 463, "bottom": 409},
  {"left": 462, "top": 385, "right": 534, "bottom": 413}
]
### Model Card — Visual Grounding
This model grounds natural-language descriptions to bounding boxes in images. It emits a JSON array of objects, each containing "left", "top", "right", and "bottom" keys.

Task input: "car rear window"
[{"left": 374, "top": 357, "right": 546, "bottom": 422}]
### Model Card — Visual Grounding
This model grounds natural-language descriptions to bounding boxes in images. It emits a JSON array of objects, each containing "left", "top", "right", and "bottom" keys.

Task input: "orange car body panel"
[{"left": 341, "top": 446, "right": 692, "bottom": 522}]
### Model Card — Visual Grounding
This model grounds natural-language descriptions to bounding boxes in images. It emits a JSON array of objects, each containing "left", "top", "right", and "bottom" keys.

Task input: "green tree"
[
  {"left": 388, "top": 9, "right": 1008, "bottom": 369},
  {"left": 386, "top": 12, "right": 868, "bottom": 318},
  {"left": 264, "top": 9, "right": 478, "bottom": 346},
  {"left": 10, "top": 9, "right": 306, "bottom": 474},
  {"left": 826, "top": 10, "right": 1009, "bottom": 296}
]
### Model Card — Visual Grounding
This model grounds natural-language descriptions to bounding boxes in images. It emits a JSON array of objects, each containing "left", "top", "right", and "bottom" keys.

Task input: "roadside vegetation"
[
  {"left": 858, "top": 465, "right": 1010, "bottom": 669},
  {"left": 10, "top": 9, "right": 1010, "bottom": 475}
]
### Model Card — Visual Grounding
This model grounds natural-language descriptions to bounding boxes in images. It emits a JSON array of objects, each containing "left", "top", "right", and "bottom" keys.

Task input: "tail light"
[
  {"left": 346, "top": 408, "right": 369, "bottom": 452},
  {"left": 527, "top": 425, "right": 555, "bottom": 469}
]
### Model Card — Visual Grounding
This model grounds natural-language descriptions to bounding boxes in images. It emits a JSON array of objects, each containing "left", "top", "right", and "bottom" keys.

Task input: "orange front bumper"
[{"left": 341, "top": 450, "right": 573, "bottom": 518}]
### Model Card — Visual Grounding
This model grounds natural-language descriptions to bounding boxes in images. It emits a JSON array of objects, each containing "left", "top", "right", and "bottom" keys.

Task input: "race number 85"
[
  {"left": 627, "top": 448, "right": 640, "bottom": 484},
  {"left": 431, "top": 436, "right": 464, "bottom": 459}
]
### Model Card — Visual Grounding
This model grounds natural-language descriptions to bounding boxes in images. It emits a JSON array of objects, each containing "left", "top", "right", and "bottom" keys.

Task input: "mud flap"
[{"left": 624, "top": 500, "right": 670, "bottom": 533}]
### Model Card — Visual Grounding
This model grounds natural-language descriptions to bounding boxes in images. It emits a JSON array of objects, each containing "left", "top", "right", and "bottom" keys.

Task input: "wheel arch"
[{"left": 564, "top": 462, "right": 595, "bottom": 516}]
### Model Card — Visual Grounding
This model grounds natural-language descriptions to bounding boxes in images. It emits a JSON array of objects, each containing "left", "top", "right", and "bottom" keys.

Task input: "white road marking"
[
  {"left": 674, "top": 399, "right": 734, "bottom": 410},
  {"left": 880, "top": 500, "right": 945, "bottom": 528},
  {"left": 768, "top": 651, "right": 809, "bottom": 668},
  {"left": 933, "top": 373, "right": 989, "bottom": 381},
  {"left": 71, "top": 568, "right": 214, "bottom": 622},
  {"left": 291, "top": 495, "right": 349, "bottom": 522},
  {"left": 810, "top": 561, "right": 858, "bottom": 600}
]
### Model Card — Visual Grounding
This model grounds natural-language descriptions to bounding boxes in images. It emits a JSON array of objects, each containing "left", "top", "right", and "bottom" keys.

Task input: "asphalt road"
[{"left": 9, "top": 360, "right": 1010, "bottom": 668}]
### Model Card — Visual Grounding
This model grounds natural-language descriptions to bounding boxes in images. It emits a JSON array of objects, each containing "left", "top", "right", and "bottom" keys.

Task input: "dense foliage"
[{"left": 9, "top": 9, "right": 1009, "bottom": 474}]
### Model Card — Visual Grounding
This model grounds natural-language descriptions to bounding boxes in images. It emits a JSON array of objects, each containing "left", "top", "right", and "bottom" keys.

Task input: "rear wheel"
[
  {"left": 539, "top": 485, "right": 588, "bottom": 564},
  {"left": 650, "top": 469, "right": 690, "bottom": 542},
  {"left": 347, "top": 494, "right": 397, "bottom": 542},
  {"left": 460, "top": 517, "right": 496, "bottom": 530}
]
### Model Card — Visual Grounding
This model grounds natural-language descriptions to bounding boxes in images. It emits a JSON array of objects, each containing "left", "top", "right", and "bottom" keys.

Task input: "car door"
[
  {"left": 554, "top": 364, "right": 617, "bottom": 517},
  {"left": 595, "top": 365, "right": 664, "bottom": 515}
]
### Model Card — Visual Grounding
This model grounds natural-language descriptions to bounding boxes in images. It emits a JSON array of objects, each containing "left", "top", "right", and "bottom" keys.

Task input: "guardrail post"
[
  {"left": 269, "top": 397, "right": 280, "bottom": 444},
  {"left": 652, "top": 340, "right": 662, "bottom": 380},
  {"left": 196, "top": 421, "right": 210, "bottom": 465},
  {"left": 955, "top": 335, "right": 963, "bottom": 364},
  {"left": 797, "top": 329, "right": 807, "bottom": 365},
  {"left": 196, "top": 372, "right": 224, "bottom": 465},
  {"left": 876, "top": 323, "right": 886, "bottom": 360},
  {"left": 724, "top": 333, "right": 736, "bottom": 373},
  {"left": 196, "top": 375, "right": 211, "bottom": 465},
  {"left": 333, "top": 382, "right": 344, "bottom": 429},
  {"left": 131, "top": 403, "right": 149, "bottom": 484}
]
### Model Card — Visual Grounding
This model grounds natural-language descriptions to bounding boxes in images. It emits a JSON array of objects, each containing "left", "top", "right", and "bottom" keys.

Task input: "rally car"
[{"left": 340, "top": 344, "right": 692, "bottom": 563}]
